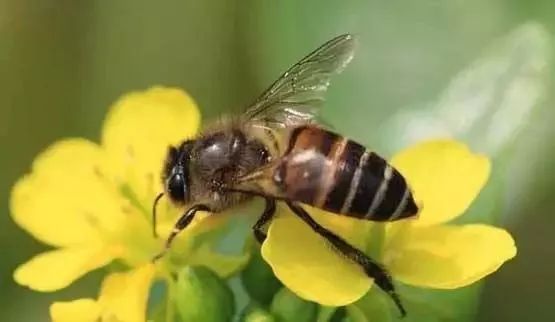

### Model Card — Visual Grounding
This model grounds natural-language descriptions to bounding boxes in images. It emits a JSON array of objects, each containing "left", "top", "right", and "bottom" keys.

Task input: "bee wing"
[{"left": 244, "top": 34, "right": 357, "bottom": 127}]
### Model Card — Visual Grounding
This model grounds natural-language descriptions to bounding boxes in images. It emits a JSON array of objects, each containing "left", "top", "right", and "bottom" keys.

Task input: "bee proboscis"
[{"left": 153, "top": 34, "right": 418, "bottom": 316}]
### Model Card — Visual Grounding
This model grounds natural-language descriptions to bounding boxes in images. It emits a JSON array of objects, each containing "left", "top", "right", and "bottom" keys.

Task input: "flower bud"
[
  {"left": 270, "top": 288, "right": 317, "bottom": 322},
  {"left": 176, "top": 266, "right": 235, "bottom": 322},
  {"left": 239, "top": 302, "right": 275, "bottom": 322},
  {"left": 241, "top": 245, "right": 282, "bottom": 305}
]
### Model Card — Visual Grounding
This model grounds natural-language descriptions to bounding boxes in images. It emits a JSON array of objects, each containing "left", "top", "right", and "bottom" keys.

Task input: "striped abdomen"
[{"left": 274, "top": 125, "right": 418, "bottom": 221}]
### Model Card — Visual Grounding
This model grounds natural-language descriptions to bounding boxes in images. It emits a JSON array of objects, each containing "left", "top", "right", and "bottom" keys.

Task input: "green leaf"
[
  {"left": 175, "top": 266, "right": 235, "bottom": 322},
  {"left": 270, "top": 288, "right": 318, "bottom": 322},
  {"left": 241, "top": 241, "right": 282, "bottom": 305}
]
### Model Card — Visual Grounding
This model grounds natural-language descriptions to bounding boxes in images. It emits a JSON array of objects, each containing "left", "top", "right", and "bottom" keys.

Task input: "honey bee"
[{"left": 153, "top": 34, "right": 418, "bottom": 316}]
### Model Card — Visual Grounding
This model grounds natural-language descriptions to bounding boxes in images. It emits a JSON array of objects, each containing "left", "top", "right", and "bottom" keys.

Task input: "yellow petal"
[
  {"left": 101, "top": 87, "right": 200, "bottom": 207},
  {"left": 14, "top": 244, "right": 118, "bottom": 292},
  {"left": 391, "top": 140, "right": 490, "bottom": 226},
  {"left": 98, "top": 264, "right": 156, "bottom": 322},
  {"left": 50, "top": 299, "right": 101, "bottom": 322},
  {"left": 383, "top": 223, "right": 516, "bottom": 288},
  {"left": 11, "top": 139, "right": 128, "bottom": 247},
  {"left": 262, "top": 206, "right": 373, "bottom": 306}
]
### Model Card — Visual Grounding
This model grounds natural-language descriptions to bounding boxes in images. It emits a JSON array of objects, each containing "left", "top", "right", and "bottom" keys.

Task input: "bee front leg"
[
  {"left": 152, "top": 204, "right": 212, "bottom": 262},
  {"left": 285, "top": 201, "right": 407, "bottom": 317},
  {"left": 252, "top": 198, "right": 276, "bottom": 244}
]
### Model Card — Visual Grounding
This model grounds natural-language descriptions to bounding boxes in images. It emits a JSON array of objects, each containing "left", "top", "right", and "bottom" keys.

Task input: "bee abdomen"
[
  {"left": 278, "top": 125, "right": 418, "bottom": 221},
  {"left": 337, "top": 150, "right": 418, "bottom": 221}
]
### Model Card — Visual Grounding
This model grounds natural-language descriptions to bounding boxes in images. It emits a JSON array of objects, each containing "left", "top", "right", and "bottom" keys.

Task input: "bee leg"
[
  {"left": 286, "top": 201, "right": 407, "bottom": 317},
  {"left": 152, "top": 204, "right": 211, "bottom": 262},
  {"left": 252, "top": 198, "right": 276, "bottom": 244},
  {"left": 151, "top": 192, "right": 165, "bottom": 238}
]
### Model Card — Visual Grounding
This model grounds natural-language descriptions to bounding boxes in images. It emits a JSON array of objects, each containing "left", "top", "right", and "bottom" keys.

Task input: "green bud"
[
  {"left": 239, "top": 302, "right": 276, "bottom": 322},
  {"left": 240, "top": 244, "right": 282, "bottom": 305},
  {"left": 175, "top": 266, "right": 235, "bottom": 322},
  {"left": 270, "top": 288, "right": 317, "bottom": 322}
]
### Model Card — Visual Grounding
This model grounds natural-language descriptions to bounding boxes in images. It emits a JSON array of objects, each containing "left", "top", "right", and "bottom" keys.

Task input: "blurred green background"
[{"left": 1, "top": 1, "right": 554, "bottom": 321}]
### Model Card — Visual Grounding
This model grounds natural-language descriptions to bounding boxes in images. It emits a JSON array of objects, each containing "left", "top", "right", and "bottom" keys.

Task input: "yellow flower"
[
  {"left": 261, "top": 140, "right": 517, "bottom": 306},
  {"left": 50, "top": 265, "right": 155, "bottom": 322},
  {"left": 12, "top": 85, "right": 517, "bottom": 319},
  {"left": 11, "top": 87, "right": 240, "bottom": 322}
]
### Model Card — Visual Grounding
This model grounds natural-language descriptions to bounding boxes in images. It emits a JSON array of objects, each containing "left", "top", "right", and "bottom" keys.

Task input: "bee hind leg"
[
  {"left": 285, "top": 201, "right": 407, "bottom": 318},
  {"left": 152, "top": 204, "right": 212, "bottom": 262},
  {"left": 252, "top": 198, "right": 276, "bottom": 244}
]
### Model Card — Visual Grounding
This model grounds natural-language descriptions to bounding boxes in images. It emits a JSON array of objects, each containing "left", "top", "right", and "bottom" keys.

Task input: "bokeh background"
[{"left": 1, "top": 1, "right": 554, "bottom": 321}]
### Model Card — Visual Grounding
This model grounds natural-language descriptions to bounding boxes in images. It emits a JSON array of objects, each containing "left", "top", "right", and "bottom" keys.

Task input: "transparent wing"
[{"left": 244, "top": 34, "right": 357, "bottom": 127}]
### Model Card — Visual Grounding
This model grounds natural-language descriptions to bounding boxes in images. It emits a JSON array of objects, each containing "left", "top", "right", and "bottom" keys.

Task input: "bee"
[{"left": 152, "top": 34, "right": 418, "bottom": 316}]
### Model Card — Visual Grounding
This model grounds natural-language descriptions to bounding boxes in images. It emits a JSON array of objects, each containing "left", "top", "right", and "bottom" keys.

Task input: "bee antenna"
[{"left": 152, "top": 192, "right": 165, "bottom": 238}]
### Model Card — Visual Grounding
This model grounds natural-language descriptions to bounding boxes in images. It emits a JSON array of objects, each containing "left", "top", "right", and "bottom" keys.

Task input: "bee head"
[{"left": 162, "top": 140, "right": 194, "bottom": 204}]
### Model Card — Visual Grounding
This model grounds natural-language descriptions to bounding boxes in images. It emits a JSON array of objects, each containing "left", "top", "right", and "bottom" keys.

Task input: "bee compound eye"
[{"left": 168, "top": 173, "right": 186, "bottom": 202}]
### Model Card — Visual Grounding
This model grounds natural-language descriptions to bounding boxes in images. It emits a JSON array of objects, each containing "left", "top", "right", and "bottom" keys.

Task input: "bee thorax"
[{"left": 186, "top": 128, "right": 270, "bottom": 211}]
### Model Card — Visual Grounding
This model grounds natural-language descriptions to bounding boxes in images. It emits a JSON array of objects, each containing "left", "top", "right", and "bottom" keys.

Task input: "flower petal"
[
  {"left": 262, "top": 206, "right": 373, "bottom": 306},
  {"left": 97, "top": 264, "right": 155, "bottom": 322},
  {"left": 391, "top": 140, "right": 490, "bottom": 226},
  {"left": 384, "top": 224, "right": 516, "bottom": 288},
  {"left": 101, "top": 87, "right": 200, "bottom": 206},
  {"left": 50, "top": 299, "right": 101, "bottom": 322},
  {"left": 11, "top": 139, "right": 128, "bottom": 247},
  {"left": 14, "top": 244, "right": 118, "bottom": 292}
]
